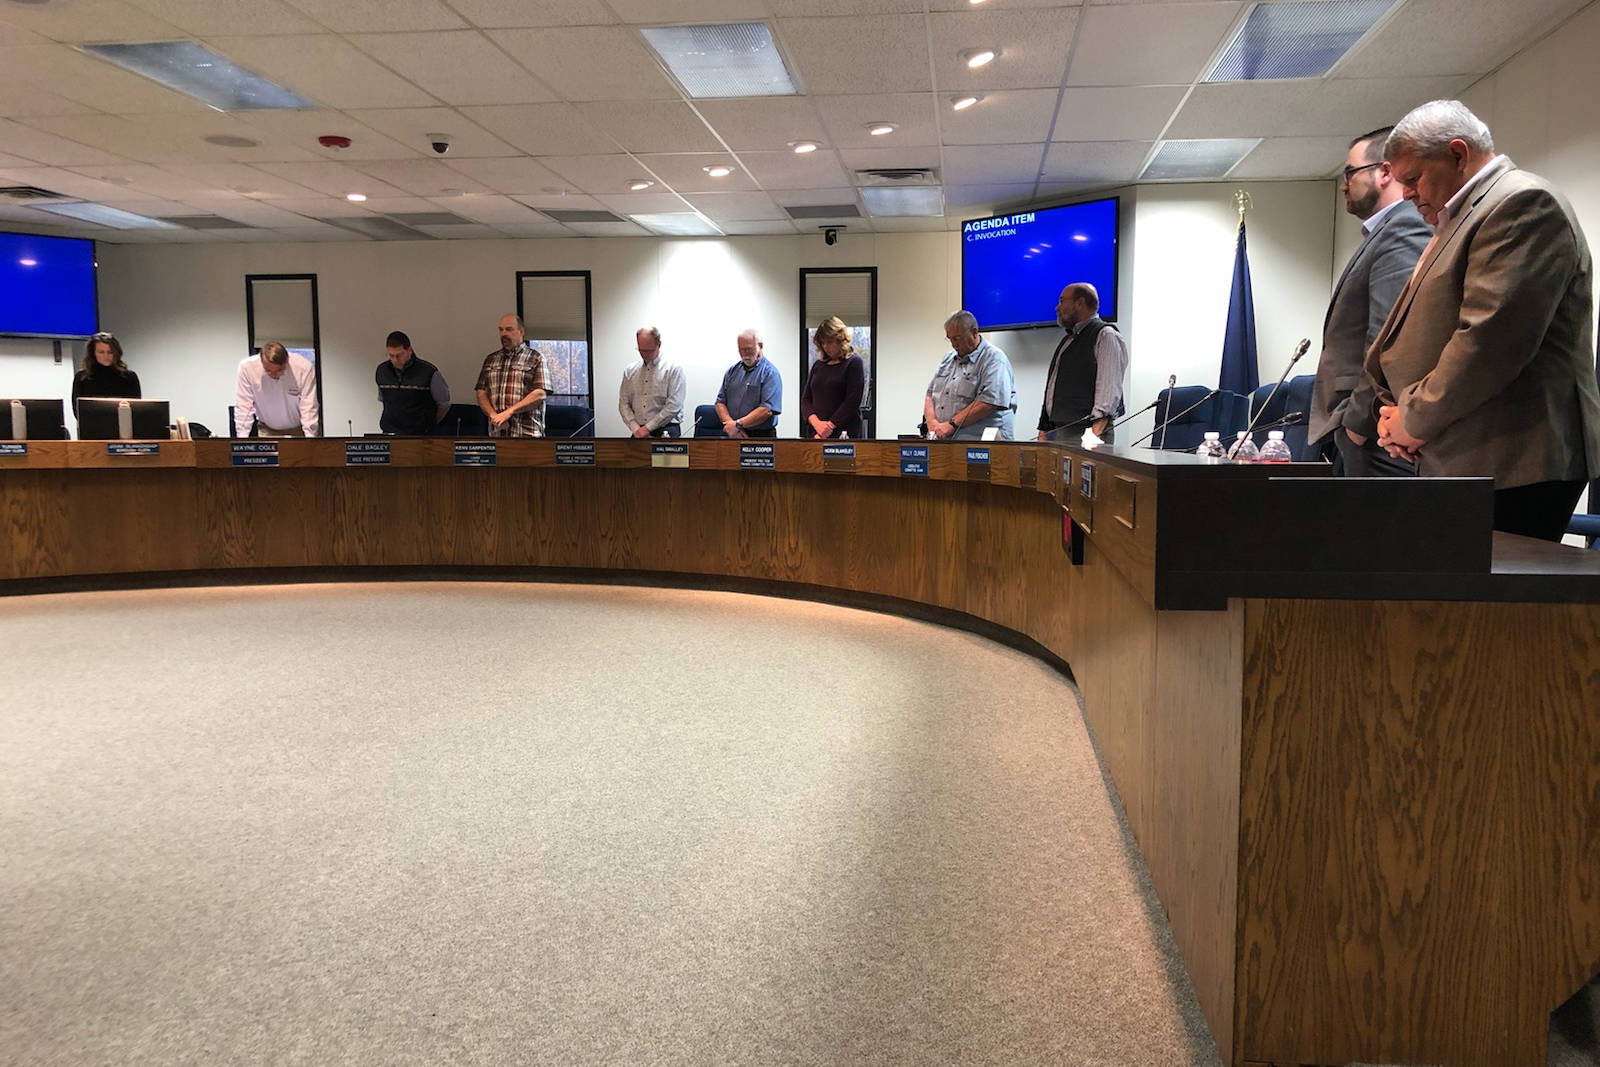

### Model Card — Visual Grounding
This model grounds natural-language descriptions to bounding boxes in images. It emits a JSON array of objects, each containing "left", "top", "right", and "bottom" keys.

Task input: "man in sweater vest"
[
  {"left": 1037, "top": 282, "right": 1127, "bottom": 443},
  {"left": 376, "top": 330, "right": 451, "bottom": 435}
]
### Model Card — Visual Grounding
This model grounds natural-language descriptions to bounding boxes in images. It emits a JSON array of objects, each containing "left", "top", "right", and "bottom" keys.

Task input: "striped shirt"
[{"left": 475, "top": 343, "right": 547, "bottom": 438}]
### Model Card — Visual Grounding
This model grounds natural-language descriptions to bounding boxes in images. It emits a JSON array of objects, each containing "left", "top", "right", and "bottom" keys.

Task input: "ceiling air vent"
[
  {"left": 161, "top": 216, "right": 255, "bottom": 229},
  {"left": 385, "top": 211, "right": 471, "bottom": 227},
  {"left": 785, "top": 204, "right": 860, "bottom": 220},
  {"left": 0, "top": 185, "right": 72, "bottom": 202},
  {"left": 854, "top": 168, "right": 938, "bottom": 186},
  {"left": 543, "top": 209, "right": 623, "bottom": 223}
]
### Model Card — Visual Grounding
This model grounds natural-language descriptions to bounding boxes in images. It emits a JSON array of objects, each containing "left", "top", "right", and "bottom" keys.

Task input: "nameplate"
[
  {"left": 107, "top": 442, "right": 160, "bottom": 456},
  {"left": 455, "top": 441, "right": 498, "bottom": 467},
  {"left": 739, "top": 443, "right": 775, "bottom": 470},
  {"left": 0, "top": 442, "right": 26, "bottom": 456},
  {"left": 822, "top": 443, "right": 855, "bottom": 473},
  {"left": 1018, "top": 453, "right": 1037, "bottom": 489},
  {"left": 900, "top": 444, "right": 929, "bottom": 477},
  {"left": 1079, "top": 461, "right": 1096, "bottom": 500},
  {"left": 1061, "top": 455, "right": 1072, "bottom": 489},
  {"left": 966, "top": 446, "right": 991, "bottom": 482},
  {"left": 345, "top": 441, "right": 391, "bottom": 466},
  {"left": 652, "top": 442, "right": 689, "bottom": 468},
  {"left": 553, "top": 442, "right": 594, "bottom": 467},
  {"left": 231, "top": 441, "right": 279, "bottom": 467}
]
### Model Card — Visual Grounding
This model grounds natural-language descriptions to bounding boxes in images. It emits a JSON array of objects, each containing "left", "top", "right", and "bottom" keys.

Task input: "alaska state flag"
[{"left": 1219, "top": 220, "right": 1259, "bottom": 394}]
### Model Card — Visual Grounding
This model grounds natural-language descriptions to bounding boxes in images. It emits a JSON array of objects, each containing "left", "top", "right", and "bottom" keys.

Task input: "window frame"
[
  {"left": 798, "top": 266, "right": 879, "bottom": 440},
  {"left": 515, "top": 269, "right": 594, "bottom": 412}
]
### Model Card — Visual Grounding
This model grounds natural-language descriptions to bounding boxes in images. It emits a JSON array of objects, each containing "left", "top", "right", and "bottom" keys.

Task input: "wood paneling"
[{"left": 1237, "top": 598, "right": 1600, "bottom": 1067}]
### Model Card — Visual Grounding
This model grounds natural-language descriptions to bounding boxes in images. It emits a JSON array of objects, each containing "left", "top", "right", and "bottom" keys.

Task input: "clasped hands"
[{"left": 1376, "top": 404, "right": 1424, "bottom": 463}]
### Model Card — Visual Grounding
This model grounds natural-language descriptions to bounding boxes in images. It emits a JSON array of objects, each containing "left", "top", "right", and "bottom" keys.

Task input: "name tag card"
[
  {"left": 345, "top": 441, "right": 391, "bottom": 466},
  {"left": 822, "top": 443, "right": 855, "bottom": 473},
  {"left": 0, "top": 442, "right": 26, "bottom": 456},
  {"left": 1079, "top": 461, "right": 1096, "bottom": 500},
  {"left": 553, "top": 442, "right": 594, "bottom": 467},
  {"left": 455, "top": 441, "right": 498, "bottom": 467},
  {"left": 107, "top": 442, "right": 160, "bottom": 456},
  {"left": 966, "top": 446, "right": 991, "bottom": 482},
  {"left": 1060, "top": 455, "right": 1072, "bottom": 490},
  {"left": 900, "top": 444, "right": 929, "bottom": 477},
  {"left": 739, "top": 443, "right": 775, "bottom": 470},
  {"left": 231, "top": 441, "right": 279, "bottom": 467},
  {"left": 651, "top": 442, "right": 689, "bottom": 468},
  {"left": 1018, "top": 452, "right": 1037, "bottom": 490}
]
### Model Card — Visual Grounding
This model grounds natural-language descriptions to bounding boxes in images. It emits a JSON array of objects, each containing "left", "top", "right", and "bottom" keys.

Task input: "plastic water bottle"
[
  {"left": 1258, "top": 429, "right": 1292, "bottom": 462},
  {"left": 1229, "top": 430, "right": 1260, "bottom": 462},
  {"left": 1193, "top": 431, "right": 1225, "bottom": 459}
]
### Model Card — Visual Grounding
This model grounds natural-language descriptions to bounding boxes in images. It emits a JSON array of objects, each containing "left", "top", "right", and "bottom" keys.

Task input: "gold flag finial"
[{"left": 1233, "top": 189, "right": 1252, "bottom": 222}]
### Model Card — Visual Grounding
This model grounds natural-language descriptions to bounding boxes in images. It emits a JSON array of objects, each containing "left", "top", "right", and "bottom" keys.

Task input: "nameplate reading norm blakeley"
[
  {"left": 822, "top": 443, "right": 856, "bottom": 472},
  {"left": 651, "top": 442, "right": 690, "bottom": 468}
]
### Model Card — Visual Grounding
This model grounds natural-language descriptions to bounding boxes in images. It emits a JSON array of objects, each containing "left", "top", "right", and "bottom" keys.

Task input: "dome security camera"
[{"left": 427, "top": 133, "right": 452, "bottom": 155}]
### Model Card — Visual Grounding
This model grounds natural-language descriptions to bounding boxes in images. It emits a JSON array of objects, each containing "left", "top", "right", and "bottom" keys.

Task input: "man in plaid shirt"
[{"left": 475, "top": 313, "right": 548, "bottom": 437}]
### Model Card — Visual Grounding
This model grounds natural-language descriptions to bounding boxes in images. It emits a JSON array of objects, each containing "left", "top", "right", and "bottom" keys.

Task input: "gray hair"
[
  {"left": 1385, "top": 100, "right": 1494, "bottom": 161},
  {"left": 944, "top": 310, "right": 979, "bottom": 333},
  {"left": 737, "top": 328, "right": 762, "bottom": 345},
  {"left": 636, "top": 326, "right": 661, "bottom": 345}
]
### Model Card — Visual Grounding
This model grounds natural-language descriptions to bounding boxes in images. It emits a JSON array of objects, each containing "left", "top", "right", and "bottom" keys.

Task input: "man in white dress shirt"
[
  {"left": 618, "top": 326, "right": 687, "bottom": 438},
  {"left": 234, "top": 341, "right": 320, "bottom": 438}
]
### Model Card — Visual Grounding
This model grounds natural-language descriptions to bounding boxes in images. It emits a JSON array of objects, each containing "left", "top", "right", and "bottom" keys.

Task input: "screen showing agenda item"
[
  {"left": 0, "top": 232, "right": 98, "bottom": 339},
  {"left": 961, "top": 197, "right": 1118, "bottom": 331}
]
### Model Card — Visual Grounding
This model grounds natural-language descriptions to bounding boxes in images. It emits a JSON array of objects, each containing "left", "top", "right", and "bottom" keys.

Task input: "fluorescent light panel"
[
  {"left": 860, "top": 186, "right": 944, "bottom": 217},
  {"left": 1140, "top": 139, "right": 1261, "bottom": 180},
  {"left": 35, "top": 202, "right": 179, "bottom": 229},
  {"left": 1207, "top": 0, "right": 1397, "bottom": 82},
  {"left": 629, "top": 212, "right": 723, "bottom": 236},
  {"left": 79, "top": 41, "right": 314, "bottom": 110},
  {"left": 639, "top": 22, "right": 798, "bottom": 98}
]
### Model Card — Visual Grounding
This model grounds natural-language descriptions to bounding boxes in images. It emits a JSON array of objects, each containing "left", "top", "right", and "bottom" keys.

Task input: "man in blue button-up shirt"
[
  {"left": 924, "top": 311, "right": 1017, "bottom": 440},
  {"left": 715, "top": 329, "right": 782, "bottom": 437}
]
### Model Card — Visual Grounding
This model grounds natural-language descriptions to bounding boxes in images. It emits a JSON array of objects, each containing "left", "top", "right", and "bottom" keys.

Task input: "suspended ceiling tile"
[
  {"left": 446, "top": 0, "right": 617, "bottom": 28},
  {"left": 814, "top": 93, "right": 941, "bottom": 149},
  {"left": 575, "top": 100, "right": 722, "bottom": 153},
  {"left": 344, "top": 108, "right": 521, "bottom": 158},
  {"left": 457, "top": 103, "right": 616, "bottom": 156},
  {"left": 486, "top": 27, "right": 679, "bottom": 101},
  {"left": 633, "top": 153, "right": 757, "bottom": 193},
  {"left": 694, "top": 98, "right": 826, "bottom": 152},
  {"left": 1051, "top": 85, "right": 1188, "bottom": 141},
  {"left": 128, "top": 0, "right": 326, "bottom": 36},
  {"left": 1067, "top": 2, "right": 1243, "bottom": 86},
  {"left": 346, "top": 32, "right": 556, "bottom": 106},
  {"left": 777, "top": 15, "right": 931, "bottom": 94},
  {"left": 440, "top": 155, "right": 572, "bottom": 195},
  {"left": 1041, "top": 140, "right": 1153, "bottom": 183},
  {"left": 928, "top": 7, "right": 1082, "bottom": 92},
  {"left": 206, "top": 35, "right": 439, "bottom": 110},
  {"left": 942, "top": 88, "right": 1060, "bottom": 146},
  {"left": 282, "top": 0, "right": 467, "bottom": 32}
]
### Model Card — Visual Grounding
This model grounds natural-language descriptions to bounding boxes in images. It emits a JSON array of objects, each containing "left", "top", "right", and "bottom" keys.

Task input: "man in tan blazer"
[{"left": 1366, "top": 99, "right": 1600, "bottom": 541}]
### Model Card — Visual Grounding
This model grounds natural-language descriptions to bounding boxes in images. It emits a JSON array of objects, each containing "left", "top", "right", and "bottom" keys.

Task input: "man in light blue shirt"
[
  {"left": 923, "top": 310, "right": 1017, "bottom": 440},
  {"left": 715, "top": 328, "right": 782, "bottom": 437}
]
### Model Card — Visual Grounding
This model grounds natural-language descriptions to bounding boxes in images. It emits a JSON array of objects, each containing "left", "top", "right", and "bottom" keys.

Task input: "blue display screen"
[
  {"left": 0, "top": 232, "right": 98, "bottom": 338},
  {"left": 961, "top": 197, "right": 1118, "bottom": 330}
]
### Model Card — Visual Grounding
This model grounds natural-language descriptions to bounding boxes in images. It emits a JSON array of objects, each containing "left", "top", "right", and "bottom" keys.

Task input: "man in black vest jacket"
[
  {"left": 376, "top": 330, "right": 451, "bottom": 435},
  {"left": 1037, "top": 282, "right": 1127, "bottom": 443}
]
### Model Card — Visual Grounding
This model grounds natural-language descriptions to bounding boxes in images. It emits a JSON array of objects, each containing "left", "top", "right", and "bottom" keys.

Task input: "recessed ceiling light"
[
  {"left": 628, "top": 212, "right": 724, "bottom": 237},
  {"left": 866, "top": 122, "right": 897, "bottom": 136},
  {"left": 790, "top": 141, "right": 819, "bottom": 154},
  {"left": 703, "top": 165, "right": 734, "bottom": 177},
  {"left": 860, "top": 186, "right": 944, "bottom": 218},
  {"left": 951, "top": 95, "right": 981, "bottom": 111},
  {"left": 968, "top": 0, "right": 990, "bottom": 5},
  {"left": 204, "top": 134, "right": 260, "bottom": 148},
  {"left": 629, "top": 179, "right": 655, "bottom": 191},
  {"left": 345, "top": 193, "right": 368, "bottom": 202},
  {"left": 78, "top": 41, "right": 314, "bottom": 111},
  {"left": 962, "top": 48, "right": 998, "bottom": 69}
]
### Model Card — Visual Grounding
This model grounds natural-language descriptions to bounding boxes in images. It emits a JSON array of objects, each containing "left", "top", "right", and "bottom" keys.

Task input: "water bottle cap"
[
  {"left": 1203, "top": 431, "right": 1219, "bottom": 440},
  {"left": 1267, "top": 430, "right": 1284, "bottom": 439},
  {"left": 1236, "top": 431, "right": 1247, "bottom": 439}
]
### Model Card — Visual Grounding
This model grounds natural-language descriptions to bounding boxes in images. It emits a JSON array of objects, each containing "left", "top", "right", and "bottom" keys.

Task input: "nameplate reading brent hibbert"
[
  {"left": 821, "top": 443, "right": 855, "bottom": 473},
  {"left": 900, "top": 444, "right": 929, "bottom": 477},
  {"left": 106, "top": 442, "right": 160, "bottom": 457},
  {"left": 966, "top": 446, "right": 991, "bottom": 482},
  {"left": 455, "top": 441, "right": 498, "bottom": 467},
  {"left": 0, "top": 442, "right": 27, "bottom": 456},
  {"left": 231, "top": 441, "right": 279, "bottom": 467},
  {"left": 651, "top": 442, "right": 689, "bottom": 469},
  {"left": 739, "top": 443, "right": 775, "bottom": 470},
  {"left": 345, "top": 441, "right": 391, "bottom": 466},
  {"left": 553, "top": 442, "right": 594, "bottom": 467}
]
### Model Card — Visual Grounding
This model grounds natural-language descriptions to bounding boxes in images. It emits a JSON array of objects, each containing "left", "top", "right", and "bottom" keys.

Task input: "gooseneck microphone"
[
  {"left": 1111, "top": 392, "right": 1164, "bottom": 431},
  {"left": 1228, "top": 338, "right": 1310, "bottom": 458},
  {"left": 1156, "top": 374, "right": 1177, "bottom": 449},
  {"left": 1131, "top": 388, "right": 1220, "bottom": 448}
]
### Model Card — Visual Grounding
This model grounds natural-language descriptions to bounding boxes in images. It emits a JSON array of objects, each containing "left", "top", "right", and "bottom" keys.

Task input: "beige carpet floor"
[{"left": 0, "top": 581, "right": 1280, "bottom": 1065}]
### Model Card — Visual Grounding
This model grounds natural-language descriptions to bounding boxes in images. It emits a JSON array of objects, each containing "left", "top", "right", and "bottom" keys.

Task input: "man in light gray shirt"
[
  {"left": 1037, "top": 282, "right": 1127, "bottom": 443},
  {"left": 618, "top": 326, "right": 687, "bottom": 438}
]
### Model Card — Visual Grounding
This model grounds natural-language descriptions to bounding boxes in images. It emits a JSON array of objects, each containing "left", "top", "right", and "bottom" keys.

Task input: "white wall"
[{"left": 69, "top": 181, "right": 1338, "bottom": 444}]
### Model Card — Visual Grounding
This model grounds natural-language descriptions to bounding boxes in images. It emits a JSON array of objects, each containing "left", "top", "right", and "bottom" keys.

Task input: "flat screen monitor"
[
  {"left": 961, "top": 197, "right": 1119, "bottom": 330},
  {"left": 76, "top": 398, "right": 171, "bottom": 440},
  {"left": 0, "top": 232, "right": 98, "bottom": 338},
  {"left": 1, "top": 398, "right": 68, "bottom": 440}
]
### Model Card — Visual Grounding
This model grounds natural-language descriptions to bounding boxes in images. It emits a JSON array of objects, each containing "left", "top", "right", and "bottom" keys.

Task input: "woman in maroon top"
[{"left": 800, "top": 316, "right": 866, "bottom": 439}]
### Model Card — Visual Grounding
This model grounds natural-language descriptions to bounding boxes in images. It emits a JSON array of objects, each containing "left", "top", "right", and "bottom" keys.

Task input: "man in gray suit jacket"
[
  {"left": 1366, "top": 99, "right": 1600, "bottom": 541},
  {"left": 1310, "top": 126, "right": 1431, "bottom": 476}
]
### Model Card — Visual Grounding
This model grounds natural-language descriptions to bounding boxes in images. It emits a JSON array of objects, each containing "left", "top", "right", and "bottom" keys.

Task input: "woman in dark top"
[
  {"left": 800, "top": 316, "right": 865, "bottom": 439},
  {"left": 71, "top": 332, "right": 141, "bottom": 419}
]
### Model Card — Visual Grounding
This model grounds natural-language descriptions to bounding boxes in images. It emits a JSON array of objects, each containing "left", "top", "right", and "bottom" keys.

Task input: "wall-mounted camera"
[
  {"left": 427, "top": 133, "right": 452, "bottom": 155},
  {"left": 821, "top": 225, "right": 844, "bottom": 246}
]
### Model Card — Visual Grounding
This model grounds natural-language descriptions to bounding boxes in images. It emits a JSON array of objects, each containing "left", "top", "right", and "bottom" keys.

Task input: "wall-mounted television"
[
  {"left": 961, "top": 197, "right": 1119, "bottom": 331},
  {"left": 0, "top": 232, "right": 99, "bottom": 339}
]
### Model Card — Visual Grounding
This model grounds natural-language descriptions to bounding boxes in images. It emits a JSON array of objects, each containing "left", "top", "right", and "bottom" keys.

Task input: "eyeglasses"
[{"left": 1341, "top": 162, "right": 1382, "bottom": 182}]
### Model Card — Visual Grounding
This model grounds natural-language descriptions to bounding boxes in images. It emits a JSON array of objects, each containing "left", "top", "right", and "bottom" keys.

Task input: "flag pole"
[{"left": 1233, "top": 189, "right": 1251, "bottom": 224}]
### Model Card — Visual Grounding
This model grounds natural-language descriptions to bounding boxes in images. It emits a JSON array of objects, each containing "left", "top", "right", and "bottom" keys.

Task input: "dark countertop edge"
[
  {"left": 1158, "top": 566, "right": 1600, "bottom": 610},
  {"left": 0, "top": 565, "right": 1077, "bottom": 685}
]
